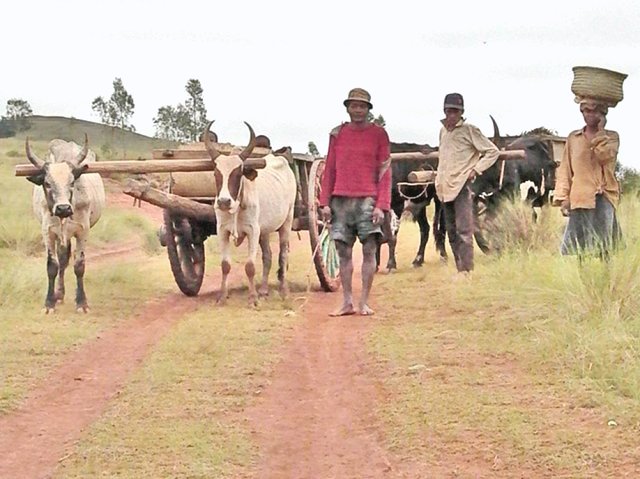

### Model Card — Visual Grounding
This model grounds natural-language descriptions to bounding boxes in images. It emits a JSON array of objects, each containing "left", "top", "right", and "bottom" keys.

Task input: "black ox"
[
  {"left": 377, "top": 142, "right": 446, "bottom": 272},
  {"left": 379, "top": 118, "right": 558, "bottom": 268}
]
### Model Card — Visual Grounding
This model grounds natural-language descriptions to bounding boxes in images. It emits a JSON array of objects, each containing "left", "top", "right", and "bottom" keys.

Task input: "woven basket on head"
[{"left": 571, "top": 66, "right": 628, "bottom": 107}]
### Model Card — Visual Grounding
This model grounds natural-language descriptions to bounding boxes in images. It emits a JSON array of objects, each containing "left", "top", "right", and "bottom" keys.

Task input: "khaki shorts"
[{"left": 330, "top": 196, "right": 383, "bottom": 245}]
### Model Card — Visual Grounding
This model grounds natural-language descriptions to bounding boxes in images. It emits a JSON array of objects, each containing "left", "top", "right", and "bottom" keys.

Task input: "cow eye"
[{"left": 44, "top": 181, "right": 51, "bottom": 188}]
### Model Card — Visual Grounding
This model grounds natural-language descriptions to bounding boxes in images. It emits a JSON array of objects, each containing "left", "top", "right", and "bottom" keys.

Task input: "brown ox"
[{"left": 203, "top": 122, "right": 297, "bottom": 306}]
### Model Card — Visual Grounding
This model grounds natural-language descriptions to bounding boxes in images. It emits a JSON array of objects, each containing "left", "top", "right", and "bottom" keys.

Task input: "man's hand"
[
  {"left": 320, "top": 206, "right": 332, "bottom": 223},
  {"left": 560, "top": 199, "right": 571, "bottom": 217},
  {"left": 372, "top": 207, "right": 384, "bottom": 225},
  {"left": 468, "top": 169, "right": 478, "bottom": 182}
]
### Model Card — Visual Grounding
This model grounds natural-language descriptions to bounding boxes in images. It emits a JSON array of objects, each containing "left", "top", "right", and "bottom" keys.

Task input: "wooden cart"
[{"left": 15, "top": 143, "right": 527, "bottom": 297}]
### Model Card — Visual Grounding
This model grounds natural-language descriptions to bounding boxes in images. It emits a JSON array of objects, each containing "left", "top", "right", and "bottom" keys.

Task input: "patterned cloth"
[
  {"left": 560, "top": 194, "right": 617, "bottom": 255},
  {"left": 329, "top": 196, "right": 383, "bottom": 245}
]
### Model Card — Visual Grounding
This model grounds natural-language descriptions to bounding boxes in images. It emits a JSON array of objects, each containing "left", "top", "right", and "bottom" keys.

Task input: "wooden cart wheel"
[
  {"left": 307, "top": 159, "right": 340, "bottom": 292},
  {"left": 163, "top": 209, "right": 205, "bottom": 296}
]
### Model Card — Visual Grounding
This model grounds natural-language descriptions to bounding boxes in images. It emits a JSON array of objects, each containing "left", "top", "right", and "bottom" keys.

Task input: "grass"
[
  {"left": 52, "top": 235, "right": 314, "bottom": 478},
  {"left": 368, "top": 198, "right": 640, "bottom": 474}
]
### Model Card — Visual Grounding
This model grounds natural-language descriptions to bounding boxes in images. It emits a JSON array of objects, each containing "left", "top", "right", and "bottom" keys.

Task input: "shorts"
[{"left": 330, "top": 196, "right": 383, "bottom": 245}]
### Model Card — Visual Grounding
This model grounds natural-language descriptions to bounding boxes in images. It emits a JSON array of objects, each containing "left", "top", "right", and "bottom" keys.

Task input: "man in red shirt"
[{"left": 319, "top": 88, "right": 391, "bottom": 316}]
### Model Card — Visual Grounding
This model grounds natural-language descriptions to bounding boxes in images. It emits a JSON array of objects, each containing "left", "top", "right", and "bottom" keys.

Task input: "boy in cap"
[
  {"left": 319, "top": 87, "right": 391, "bottom": 316},
  {"left": 436, "top": 93, "right": 499, "bottom": 275},
  {"left": 554, "top": 98, "right": 620, "bottom": 257}
]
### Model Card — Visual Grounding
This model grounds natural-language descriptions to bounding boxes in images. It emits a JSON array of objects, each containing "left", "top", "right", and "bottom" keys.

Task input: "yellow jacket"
[{"left": 554, "top": 128, "right": 620, "bottom": 209}]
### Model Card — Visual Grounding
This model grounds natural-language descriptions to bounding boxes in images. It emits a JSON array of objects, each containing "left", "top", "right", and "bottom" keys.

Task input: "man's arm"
[
  {"left": 375, "top": 128, "right": 392, "bottom": 212},
  {"left": 553, "top": 137, "right": 572, "bottom": 207},
  {"left": 591, "top": 130, "right": 619, "bottom": 166},
  {"left": 468, "top": 125, "right": 500, "bottom": 175}
]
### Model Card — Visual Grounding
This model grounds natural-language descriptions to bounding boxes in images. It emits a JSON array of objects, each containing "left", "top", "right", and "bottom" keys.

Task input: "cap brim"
[
  {"left": 443, "top": 104, "right": 464, "bottom": 110},
  {"left": 344, "top": 99, "right": 373, "bottom": 109}
]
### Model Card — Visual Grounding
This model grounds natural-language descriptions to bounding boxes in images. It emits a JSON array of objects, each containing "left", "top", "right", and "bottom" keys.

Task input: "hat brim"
[
  {"left": 443, "top": 103, "right": 464, "bottom": 110},
  {"left": 344, "top": 99, "right": 373, "bottom": 109}
]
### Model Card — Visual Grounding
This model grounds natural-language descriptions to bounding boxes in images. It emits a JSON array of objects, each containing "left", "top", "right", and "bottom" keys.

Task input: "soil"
[{"left": 0, "top": 186, "right": 638, "bottom": 478}]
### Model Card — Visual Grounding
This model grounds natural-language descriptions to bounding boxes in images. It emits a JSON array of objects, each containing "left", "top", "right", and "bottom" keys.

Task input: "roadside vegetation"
[{"left": 369, "top": 196, "right": 640, "bottom": 474}]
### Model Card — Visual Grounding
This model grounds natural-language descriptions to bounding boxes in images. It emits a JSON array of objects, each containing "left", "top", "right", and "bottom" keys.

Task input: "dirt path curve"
[
  {"left": 247, "top": 259, "right": 413, "bottom": 479},
  {"left": 0, "top": 289, "right": 218, "bottom": 478},
  {"left": 0, "top": 186, "right": 213, "bottom": 479}
]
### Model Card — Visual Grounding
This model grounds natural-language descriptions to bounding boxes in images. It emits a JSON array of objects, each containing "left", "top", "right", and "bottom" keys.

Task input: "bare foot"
[
  {"left": 329, "top": 304, "right": 356, "bottom": 317},
  {"left": 359, "top": 304, "right": 375, "bottom": 316}
]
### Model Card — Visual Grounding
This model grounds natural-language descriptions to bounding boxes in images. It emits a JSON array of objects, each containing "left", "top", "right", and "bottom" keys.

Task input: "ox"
[
  {"left": 26, "top": 137, "right": 105, "bottom": 313},
  {"left": 378, "top": 142, "right": 447, "bottom": 272},
  {"left": 471, "top": 118, "right": 557, "bottom": 250},
  {"left": 203, "top": 122, "right": 296, "bottom": 306}
]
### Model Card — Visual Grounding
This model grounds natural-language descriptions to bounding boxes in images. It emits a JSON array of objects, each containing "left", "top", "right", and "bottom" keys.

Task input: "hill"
[{"left": 4, "top": 116, "right": 177, "bottom": 161}]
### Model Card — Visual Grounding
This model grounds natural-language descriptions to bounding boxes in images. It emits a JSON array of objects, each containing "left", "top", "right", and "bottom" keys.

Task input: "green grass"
[{"left": 3, "top": 116, "right": 177, "bottom": 162}]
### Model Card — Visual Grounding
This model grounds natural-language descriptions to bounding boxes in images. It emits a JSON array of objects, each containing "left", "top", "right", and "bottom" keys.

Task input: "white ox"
[
  {"left": 203, "top": 122, "right": 296, "bottom": 306},
  {"left": 26, "top": 137, "right": 105, "bottom": 313}
]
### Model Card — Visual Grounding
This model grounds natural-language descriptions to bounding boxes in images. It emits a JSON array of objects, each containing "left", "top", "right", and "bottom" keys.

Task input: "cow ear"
[
  {"left": 73, "top": 164, "right": 89, "bottom": 179},
  {"left": 26, "top": 173, "right": 45, "bottom": 185},
  {"left": 243, "top": 168, "right": 258, "bottom": 181}
]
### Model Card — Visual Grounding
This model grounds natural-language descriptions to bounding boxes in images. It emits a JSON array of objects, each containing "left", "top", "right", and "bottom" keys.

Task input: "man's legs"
[
  {"left": 359, "top": 235, "right": 378, "bottom": 315},
  {"left": 443, "top": 201, "right": 460, "bottom": 269},
  {"left": 453, "top": 185, "right": 474, "bottom": 272},
  {"left": 331, "top": 239, "right": 356, "bottom": 316}
]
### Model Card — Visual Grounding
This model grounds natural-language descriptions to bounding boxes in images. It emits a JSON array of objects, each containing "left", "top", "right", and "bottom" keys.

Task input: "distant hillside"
[{"left": 11, "top": 116, "right": 178, "bottom": 160}]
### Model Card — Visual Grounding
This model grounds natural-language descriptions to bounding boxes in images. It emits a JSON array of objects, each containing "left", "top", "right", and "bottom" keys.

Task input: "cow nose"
[
  {"left": 54, "top": 204, "right": 73, "bottom": 218},
  {"left": 217, "top": 197, "right": 231, "bottom": 210}
]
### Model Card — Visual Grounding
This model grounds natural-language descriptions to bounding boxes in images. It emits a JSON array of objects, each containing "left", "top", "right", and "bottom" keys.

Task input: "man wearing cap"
[
  {"left": 319, "top": 87, "right": 391, "bottom": 316},
  {"left": 554, "top": 99, "right": 620, "bottom": 257},
  {"left": 436, "top": 93, "right": 499, "bottom": 275}
]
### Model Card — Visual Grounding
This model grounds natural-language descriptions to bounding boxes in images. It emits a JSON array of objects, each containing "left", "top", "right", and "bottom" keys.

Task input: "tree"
[
  {"left": 153, "top": 105, "right": 191, "bottom": 142},
  {"left": 91, "top": 78, "right": 136, "bottom": 131},
  {"left": 366, "top": 112, "right": 386, "bottom": 127},
  {"left": 184, "top": 79, "right": 208, "bottom": 142},
  {"left": 153, "top": 79, "right": 208, "bottom": 142},
  {"left": 308, "top": 141, "right": 320, "bottom": 157},
  {"left": 4, "top": 98, "right": 33, "bottom": 131}
]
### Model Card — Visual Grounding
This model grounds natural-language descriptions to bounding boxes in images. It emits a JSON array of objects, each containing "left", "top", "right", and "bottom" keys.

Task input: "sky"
[{"left": 2, "top": 0, "right": 639, "bottom": 167}]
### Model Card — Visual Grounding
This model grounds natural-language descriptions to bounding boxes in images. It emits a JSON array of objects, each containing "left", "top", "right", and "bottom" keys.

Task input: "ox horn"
[
  {"left": 76, "top": 133, "right": 89, "bottom": 165},
  {"left": 202, "top": 121, "right": 220, "bottom": 163},
  {"left": 25, "top": 137, "right": 45, "bottom": 169},
  {"left": 239, "top": 122, "right": 256, "bottom": 161},
  {"left": 490, "top": 115, "right": 502, "bottom": 148}
]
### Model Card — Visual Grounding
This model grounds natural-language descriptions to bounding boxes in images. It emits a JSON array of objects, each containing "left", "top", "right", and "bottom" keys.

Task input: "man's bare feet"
[
  {"left": 359, "top": 304, "right": 375, "bottom": 316},
  {"left": 329, "top": 304, "right": 357, "bottom": 317}
]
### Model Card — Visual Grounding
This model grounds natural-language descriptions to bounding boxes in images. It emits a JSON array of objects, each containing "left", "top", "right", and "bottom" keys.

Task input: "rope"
[{"left": 397, "top": 182, "right": 429, "bottom": 200}]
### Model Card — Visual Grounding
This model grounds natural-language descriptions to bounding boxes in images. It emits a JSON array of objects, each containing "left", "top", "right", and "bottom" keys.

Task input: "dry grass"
[{"left": 369, "top": 200, "right": 640, "bottom": 475}]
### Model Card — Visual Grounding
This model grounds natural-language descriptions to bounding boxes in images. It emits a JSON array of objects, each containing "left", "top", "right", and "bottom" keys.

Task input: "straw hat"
[{"left": 343, "top": 88, "right": 373, "bottom": 109}]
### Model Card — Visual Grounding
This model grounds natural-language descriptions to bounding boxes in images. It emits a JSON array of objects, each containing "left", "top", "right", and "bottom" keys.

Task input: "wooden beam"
[{"left": 122, "top": 179, "right": 216, "bottom": 222}]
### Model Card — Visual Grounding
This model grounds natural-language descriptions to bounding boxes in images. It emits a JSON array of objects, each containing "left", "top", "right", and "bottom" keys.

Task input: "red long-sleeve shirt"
[{"left": 318, "top": 122, "right": 391, "bottom": 211}]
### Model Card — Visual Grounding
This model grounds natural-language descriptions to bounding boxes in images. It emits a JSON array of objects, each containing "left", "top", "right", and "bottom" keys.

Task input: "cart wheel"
[
  {"left": 308, "top": 159, "right": 340, "bottom": 292},
  {"left": 163, "top": 209, "right": 205, "bottom": 296}
]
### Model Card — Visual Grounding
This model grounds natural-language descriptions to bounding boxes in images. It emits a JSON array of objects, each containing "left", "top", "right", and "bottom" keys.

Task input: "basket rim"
[{"left": 572, "top": 65, "right": 628, "bottom": 80}]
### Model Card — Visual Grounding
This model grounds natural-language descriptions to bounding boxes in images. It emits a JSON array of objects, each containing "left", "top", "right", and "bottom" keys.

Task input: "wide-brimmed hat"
[
  {"left": 443, "top": 93, "right": 464, "bottom": 110},
  {"left": 343, "top": 88, "right": 373, "bottom": 109}
]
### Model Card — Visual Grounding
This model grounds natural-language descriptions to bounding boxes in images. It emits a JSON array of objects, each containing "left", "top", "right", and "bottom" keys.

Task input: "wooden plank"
[{"left": 15, "top": 149, "right": 526, "bottom": 177}]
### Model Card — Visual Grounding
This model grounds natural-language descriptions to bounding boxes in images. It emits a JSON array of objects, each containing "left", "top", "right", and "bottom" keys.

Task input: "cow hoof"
[
  {"left": 43, "top": 306, "right": 56, "bottom": 315},
  {"left": 216, "top": 295, "right": 227, "bottom": 306},
  {"left": 439, "top": 256, "right": 448, "bottom": 264},
  {"left": 76, "top": 305, "right": 89, "bottom": 314},
  {"left": 258, "top": 287, "right": 270, "bottom": 298},
  {"left": 411, "top": 262, "right": 424, "bottom": 268}
]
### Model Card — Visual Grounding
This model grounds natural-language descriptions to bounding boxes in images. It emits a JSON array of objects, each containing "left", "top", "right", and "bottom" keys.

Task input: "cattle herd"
[{"left": 23, "top": 118, "right": 559, "bottom": 310}]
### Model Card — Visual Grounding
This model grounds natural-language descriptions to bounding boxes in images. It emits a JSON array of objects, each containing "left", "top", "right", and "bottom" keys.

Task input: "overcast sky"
[{"left": 2, "top": 1, "right": 639, "bottom": 167}]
